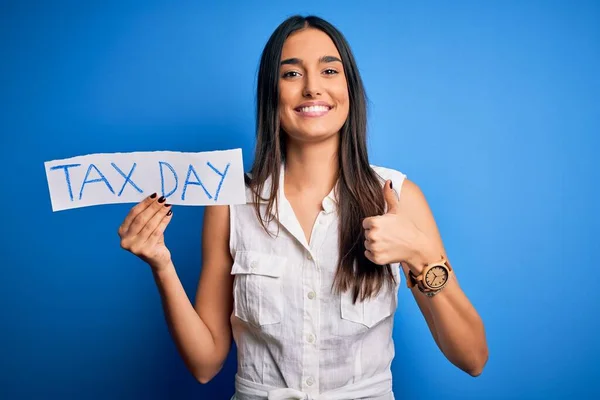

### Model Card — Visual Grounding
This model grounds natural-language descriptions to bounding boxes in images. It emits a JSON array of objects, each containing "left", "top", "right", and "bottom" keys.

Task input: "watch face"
[{"left": 425, "top": 265, "right": 448, "bottom": 289}]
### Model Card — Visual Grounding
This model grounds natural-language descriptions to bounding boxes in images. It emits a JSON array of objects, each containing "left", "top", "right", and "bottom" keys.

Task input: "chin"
[{"left": 284, "top": 127, "right": 341, "bottom": 144}]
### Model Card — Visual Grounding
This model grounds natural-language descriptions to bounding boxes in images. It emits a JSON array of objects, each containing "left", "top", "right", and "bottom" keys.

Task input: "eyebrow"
[{"left": 280, "top": 55, "right": 342, "bottom": 66}]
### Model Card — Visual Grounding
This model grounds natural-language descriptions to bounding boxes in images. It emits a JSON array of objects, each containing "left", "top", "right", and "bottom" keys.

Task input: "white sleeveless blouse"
[{"left": 228, "top": 164, "right": 407, "bottom": 400}]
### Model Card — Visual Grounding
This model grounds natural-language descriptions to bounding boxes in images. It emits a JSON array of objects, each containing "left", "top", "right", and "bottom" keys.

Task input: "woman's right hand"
[{"left": 118, "top": 193, "right": 174, "bottom": 271}]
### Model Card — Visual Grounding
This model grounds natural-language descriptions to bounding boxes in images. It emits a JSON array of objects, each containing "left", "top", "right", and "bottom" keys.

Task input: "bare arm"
[
  {"left": 399, "top": 179, "right": 489, "bottom": 376},
  {"left": 400, "top": 260, "right": 441, "bottom": 347},
  {"left": 152, "top": 205, "right": 234, "bottom": 383},
  {"left": 119, "top": 195, "right": 233, "bottom": 383},
  {"left": 193, "top": 204, "right": 235, "bottom": 381}
]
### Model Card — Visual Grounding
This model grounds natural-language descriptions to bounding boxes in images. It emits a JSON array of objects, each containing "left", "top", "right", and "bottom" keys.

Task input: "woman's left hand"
[{"left": 362, "top": 180, "right": 429, "bottom": 273}]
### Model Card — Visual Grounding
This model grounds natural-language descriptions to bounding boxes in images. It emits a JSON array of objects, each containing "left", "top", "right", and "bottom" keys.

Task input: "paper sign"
[{"left": 44, "top": 148, "right": 246, "bottom": 212}]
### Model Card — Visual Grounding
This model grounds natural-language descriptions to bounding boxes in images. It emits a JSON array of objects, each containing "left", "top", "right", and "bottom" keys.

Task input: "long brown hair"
[{"left": 247, "top": 15, "right": 396, "bottom": 303}]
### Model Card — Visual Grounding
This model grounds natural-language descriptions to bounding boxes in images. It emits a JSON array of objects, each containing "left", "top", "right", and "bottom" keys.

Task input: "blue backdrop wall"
[{"left": 1, "top": 1, "right": 598, "bottom": 399}]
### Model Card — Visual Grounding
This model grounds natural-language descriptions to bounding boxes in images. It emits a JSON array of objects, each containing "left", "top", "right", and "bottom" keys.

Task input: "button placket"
[
  {"left": 299, "top": 204, "right": 328, "bottom": 396},
  {"left": 302, "top": 248, "right": 320, "bottom": 395}
]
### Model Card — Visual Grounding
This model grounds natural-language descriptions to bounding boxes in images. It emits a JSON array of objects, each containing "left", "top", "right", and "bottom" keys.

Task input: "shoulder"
[
  {"left": 241, "top": 172, "right": 256, "bottom": 204},
  {"left": 370, "top": 164, "right": 407, "bottom": 183},
  {"left": 370, "top": 164, "right": 408, "bottom": 192},
  {"left": 369, "top": 164, "right": 424, "bottom": 203}
]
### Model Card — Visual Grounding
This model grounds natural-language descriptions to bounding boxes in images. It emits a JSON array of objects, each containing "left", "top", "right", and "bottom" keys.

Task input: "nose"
[
  {"left": 302, "top": 86, "right": 321, "bottom": 97},
  {"left": 302, "top": 71, "right": 322, "bottom": 97}
]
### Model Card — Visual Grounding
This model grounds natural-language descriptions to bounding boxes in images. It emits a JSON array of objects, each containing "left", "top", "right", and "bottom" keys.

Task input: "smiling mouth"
[{"left": 294, "top": 105, "right": 333, "bottom": 117}]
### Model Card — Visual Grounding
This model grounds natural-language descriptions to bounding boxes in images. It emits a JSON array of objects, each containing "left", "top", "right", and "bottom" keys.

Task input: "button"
[
  {"left": 307, "top": 253, "right": 313, "bottom": 261},
  {"left": 250, "top": 261, "right": 257, "bottom": 271},
  {"left": 306, "top": 377, "right": 314, "bottom": 386},
  {"left": 307, "top": 334, "right": 315, "bottom": 343},
  {"left": 307, "top": 291, "right": 316, "bottom": 300}
]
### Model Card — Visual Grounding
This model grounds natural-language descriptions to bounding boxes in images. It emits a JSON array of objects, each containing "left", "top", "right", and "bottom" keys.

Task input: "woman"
[{"left": 118, "top": 15, "right": 488, "bottom": 400}]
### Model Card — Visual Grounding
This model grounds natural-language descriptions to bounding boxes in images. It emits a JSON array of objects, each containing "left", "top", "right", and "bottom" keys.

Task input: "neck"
[{"left": 283, "top": 134, "right": 339, "bottom": 196}]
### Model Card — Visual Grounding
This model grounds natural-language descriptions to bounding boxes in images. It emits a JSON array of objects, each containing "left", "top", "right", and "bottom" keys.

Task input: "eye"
[
  {"left": 282, "top": 70, "right": 301, "bottom": 78},
  {"left": 323, "top": 68, "right": 339, "bottom": 75}
]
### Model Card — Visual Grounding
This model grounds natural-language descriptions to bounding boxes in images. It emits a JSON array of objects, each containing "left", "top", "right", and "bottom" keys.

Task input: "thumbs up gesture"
[{"left": 362, "top": 179, "right": 426, "bottom": 269}]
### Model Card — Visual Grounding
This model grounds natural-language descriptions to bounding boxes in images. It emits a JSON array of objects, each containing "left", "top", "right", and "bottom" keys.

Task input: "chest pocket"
[
  {"left": 332, "top": 265, "right": 400, "bottom": 337},
  {"left": 231, "top": 250, "right": 286, "bottom": 327}
]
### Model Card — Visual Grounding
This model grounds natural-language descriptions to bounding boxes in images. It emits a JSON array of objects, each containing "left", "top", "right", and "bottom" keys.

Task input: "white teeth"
[{"left": 299, "top": 105, "right": 329, "bottom": 113}]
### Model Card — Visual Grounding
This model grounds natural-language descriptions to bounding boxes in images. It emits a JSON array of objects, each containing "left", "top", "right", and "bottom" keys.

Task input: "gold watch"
[{"left": 406, "top": 255, "right": 453, "bottom": 297}]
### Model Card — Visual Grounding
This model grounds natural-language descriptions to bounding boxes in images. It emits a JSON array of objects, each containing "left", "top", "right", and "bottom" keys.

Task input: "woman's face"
[{"left": 278, "top": 28, "right": 350, "bottom": 144}]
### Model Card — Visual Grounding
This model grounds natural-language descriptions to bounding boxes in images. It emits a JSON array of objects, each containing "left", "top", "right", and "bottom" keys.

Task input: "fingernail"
[
  {"left": 167, "top": 209, "right": 173, "bottom": 216},
  {"left": 150, "top": 192, "right": 157, "bottom": 199},
  {"left": 164, "top": 203, "right": 171, "bottom": 207},
  {"left": 390, "top": 181, "right": 393, "bottom": 189},
  {"left": 158, "top": 196, "right": 166, "bottom": 203}
]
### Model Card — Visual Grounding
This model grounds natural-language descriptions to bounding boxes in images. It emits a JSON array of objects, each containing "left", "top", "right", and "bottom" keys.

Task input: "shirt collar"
[
  {"left": 247, "top": 164, "right": 338, "bottom": 252},
  {"left": 251, "top": 163, "right": 338, "bottom": 214}
]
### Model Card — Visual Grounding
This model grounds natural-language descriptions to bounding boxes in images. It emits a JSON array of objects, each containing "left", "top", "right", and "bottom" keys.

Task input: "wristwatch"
[{"left": 406, "top": 255, "right": 453, "bottom": 297}]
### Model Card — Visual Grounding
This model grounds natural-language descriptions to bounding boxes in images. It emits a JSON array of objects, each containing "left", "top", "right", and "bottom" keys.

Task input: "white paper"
[{"left": 44, "top": 148, "right": 246, "bottom": 212}]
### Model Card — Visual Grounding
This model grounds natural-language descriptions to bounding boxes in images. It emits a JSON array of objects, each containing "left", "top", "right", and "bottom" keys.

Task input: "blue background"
[{"left": 1, "top": 1, "right": 598, "bottom": 399}]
